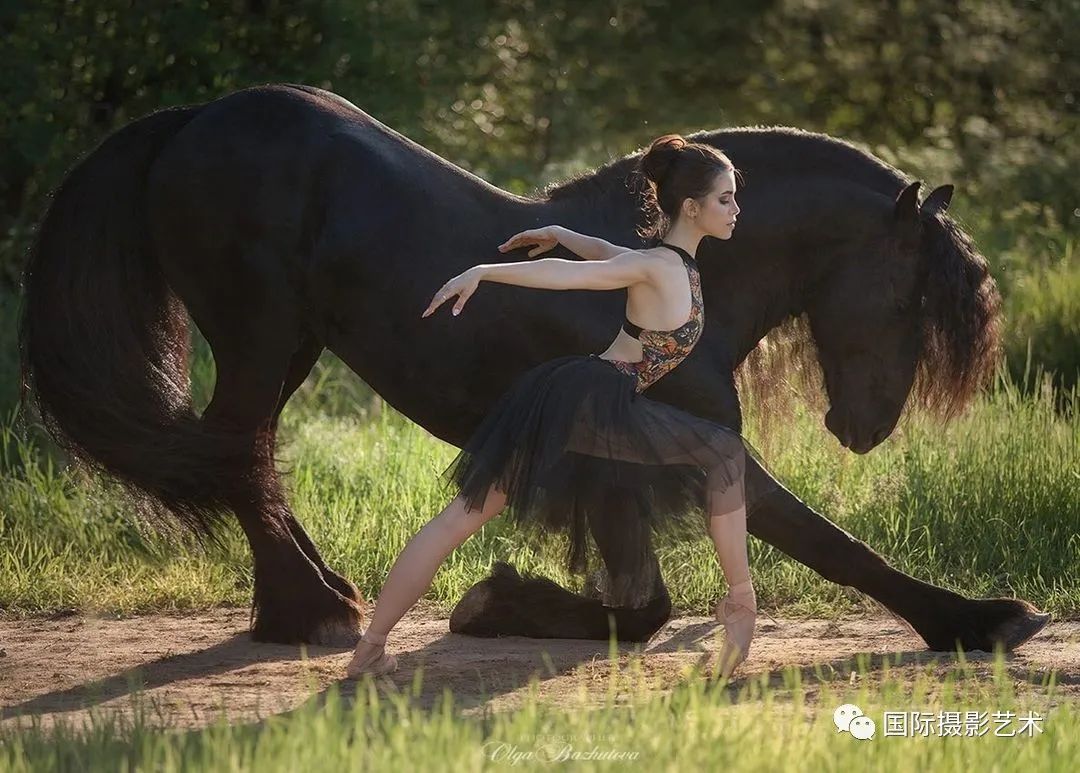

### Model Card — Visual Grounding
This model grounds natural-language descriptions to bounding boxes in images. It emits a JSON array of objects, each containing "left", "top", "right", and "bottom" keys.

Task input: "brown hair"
[{"left": 635, "top": 134, "right": 737, "bottom": 243}]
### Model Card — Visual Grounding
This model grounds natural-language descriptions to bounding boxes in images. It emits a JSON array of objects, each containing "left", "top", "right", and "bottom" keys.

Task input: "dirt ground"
[{"left": 1, "top": 606, "right": 1077, "bottom": 731}]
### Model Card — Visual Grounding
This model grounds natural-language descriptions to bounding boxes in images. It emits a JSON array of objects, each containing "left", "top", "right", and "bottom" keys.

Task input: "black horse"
[{"left": 19, "top": 83, "right": 1049, "bottom": 651}]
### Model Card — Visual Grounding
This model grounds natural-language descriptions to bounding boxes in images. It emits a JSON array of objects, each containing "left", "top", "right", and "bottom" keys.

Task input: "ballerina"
[{"left": 347, "top": 134, "right": 774, "bottom": 680}]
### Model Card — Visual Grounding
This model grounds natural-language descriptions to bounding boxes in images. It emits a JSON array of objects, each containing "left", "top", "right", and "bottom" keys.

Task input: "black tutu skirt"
[{"left": 440, "top": 353, "right": 780, "bottom": 606}]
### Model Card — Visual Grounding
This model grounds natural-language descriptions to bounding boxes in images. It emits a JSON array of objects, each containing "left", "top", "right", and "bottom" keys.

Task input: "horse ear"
[
  {"left": 921, "top": 184, "right": 954, "bottom": 215},
  {"left": 893, "top": 180, "right": 922, "bottom": 241}
]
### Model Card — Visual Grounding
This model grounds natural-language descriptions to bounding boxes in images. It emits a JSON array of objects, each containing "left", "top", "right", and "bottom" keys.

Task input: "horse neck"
[
  {"left": 516, "top": 165, "right": 880, "bottom": 371},
  {"left": 710, "top": 259, "right": 809, "bottom": 371},
  {"left": 519, "top": 175, "right": 643, "bottom": 244},
  {"left": 684, "top": 181, "right": 892, "bottom": 369}
]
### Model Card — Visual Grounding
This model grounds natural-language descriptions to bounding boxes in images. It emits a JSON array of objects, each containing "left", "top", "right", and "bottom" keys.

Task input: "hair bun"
[{"left": 641, "top": 134, "right": 686, "bottom": 186}]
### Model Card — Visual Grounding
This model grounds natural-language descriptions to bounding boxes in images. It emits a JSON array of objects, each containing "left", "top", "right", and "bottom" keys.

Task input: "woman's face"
[{"left": 689, "top": 169, "right": 739, "bottom": 240}]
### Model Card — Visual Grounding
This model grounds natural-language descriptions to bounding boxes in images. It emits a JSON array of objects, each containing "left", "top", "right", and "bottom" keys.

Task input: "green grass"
[
  {"left": 1002, "top": 244, "right": 1080, "bottom": 399},
  {"left": 1, "top": 353, "right": 1077, "bottom": 619},
  {"left": 0, "top": 648, "right": 1072, "bottom": 771}
]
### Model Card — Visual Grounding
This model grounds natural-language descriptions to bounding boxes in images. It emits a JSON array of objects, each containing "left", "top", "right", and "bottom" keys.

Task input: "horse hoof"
[
  {"left": 309, "top": 619, "right": 363, "bottom": 647},
  {"left": 994, "top": 609, "right": 1051, "bottom": 651}
]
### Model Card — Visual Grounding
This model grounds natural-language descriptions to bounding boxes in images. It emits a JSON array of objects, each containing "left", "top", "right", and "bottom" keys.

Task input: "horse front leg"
[{"left": 743, "top": 461, "right": 1051, "bottom": 651}]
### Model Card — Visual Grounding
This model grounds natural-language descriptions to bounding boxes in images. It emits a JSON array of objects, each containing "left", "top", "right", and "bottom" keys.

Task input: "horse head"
[{"left": 802, "top": 180, "right": 1002, "bottom": 452}]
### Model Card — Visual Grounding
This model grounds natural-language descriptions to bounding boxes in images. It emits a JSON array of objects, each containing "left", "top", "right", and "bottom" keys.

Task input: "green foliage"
[{"left": 3, "top": 0, "right": 1077, "bottom": 271}]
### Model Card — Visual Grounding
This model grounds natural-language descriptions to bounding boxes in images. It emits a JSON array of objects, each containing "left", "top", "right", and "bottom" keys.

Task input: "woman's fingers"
[
  {"left": 527, "top": 239, "right": 556, "bottom": 257},
  {"left": 500, "top": 228, "right": 562, "bottom": 253},
  {"left": 423, "top": 277, "right": 474, "bottom": 318},
  {"left": 499, "top": 230, "right": 541, "bottom": 252},
  {"left": 452, "top": 287, "right": 473, "bottom": 316},
  {"left": 422, "top": 286, "right": 453, "bottom": 317}
]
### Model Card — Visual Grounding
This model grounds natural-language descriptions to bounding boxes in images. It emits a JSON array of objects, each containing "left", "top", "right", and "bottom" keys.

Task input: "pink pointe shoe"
[
  {"left": 345, "top": 629, "right": 399, "bottom": 677},
  {"left": 714, "top": 580, "right": 757, "bottom": 679}
]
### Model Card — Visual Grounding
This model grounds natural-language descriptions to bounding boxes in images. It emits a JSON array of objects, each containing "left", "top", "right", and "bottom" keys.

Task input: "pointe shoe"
[
  {"left": 714, "top": 581, "right": 757, "bottom": 679},
  {"left": 345, "top": 629, "right": 399, "bottom": 677}
]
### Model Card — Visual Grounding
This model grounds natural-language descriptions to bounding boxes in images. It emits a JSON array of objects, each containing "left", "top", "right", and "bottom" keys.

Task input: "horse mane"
[
  {"left": 544, "top": 126, "right": 908, "bottom": 202},
  {"left": 910, "top": 211, "right": 1003, "bottom": 422},
  {"left": 542, "top": 128, "right": 1002, "bottom": 436},
  {"left": 733, "top": 315, "right": 827, "bottom": 449},
  {"left": 542, "top": 155, "right": 641, "bottom": 203}
]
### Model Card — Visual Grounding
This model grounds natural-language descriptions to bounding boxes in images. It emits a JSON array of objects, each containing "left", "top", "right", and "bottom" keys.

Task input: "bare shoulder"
[
  {"left": 607, "top": 246, "right": 679, "bottom": 265},
  {"left": 606, "top": 246, "right": 681, "bottom": 280},
  {"left": 569, "top": 247, "right": 669, "bottom": 291}
]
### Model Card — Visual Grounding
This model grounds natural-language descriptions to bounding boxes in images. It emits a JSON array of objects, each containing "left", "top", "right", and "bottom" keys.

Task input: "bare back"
[{"left": 597, "top": 246, "right": 700, "bottom": 365}]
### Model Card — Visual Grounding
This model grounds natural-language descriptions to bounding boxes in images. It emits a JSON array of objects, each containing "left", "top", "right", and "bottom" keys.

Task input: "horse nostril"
[
  {"left": 871, "top": 425, "right": 891, "bottom": 446},
  {"left": 824, "top": 408, "right": 851, "bottom": 447}
]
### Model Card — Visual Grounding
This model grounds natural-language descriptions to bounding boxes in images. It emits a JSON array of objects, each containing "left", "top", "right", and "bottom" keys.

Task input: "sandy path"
[{"left": 1, "top": 607, "right": 1077, "bottom": 731}]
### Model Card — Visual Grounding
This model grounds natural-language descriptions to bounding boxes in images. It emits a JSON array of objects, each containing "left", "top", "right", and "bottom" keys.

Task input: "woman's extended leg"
[
  {"left": 346, "top": 483, "right": 508, "bottom": 676},
  {"left": 707, "top": 468, "right": 757, "bottom": 678}
]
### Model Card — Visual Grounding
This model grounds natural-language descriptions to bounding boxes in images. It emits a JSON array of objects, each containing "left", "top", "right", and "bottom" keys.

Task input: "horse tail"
[{"left": 18, "top": 103, "right": 247, "bottom": 539}]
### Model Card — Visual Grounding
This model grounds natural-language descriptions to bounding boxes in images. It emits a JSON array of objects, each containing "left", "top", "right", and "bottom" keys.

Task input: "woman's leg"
[
  {"left": 707, "top": 467, "right": 757, "bottom": 677},
  {"left": 708, "top": 478, "right": 754, "bottom": 601},
  {"left": 347, "top": 483, "right": 507, "bottom": 675}
]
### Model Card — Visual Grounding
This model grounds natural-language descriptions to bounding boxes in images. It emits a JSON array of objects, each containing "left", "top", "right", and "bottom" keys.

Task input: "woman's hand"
[
  {"left": 498, "top": 226, "right": 561, "bottom": 258},
  {"left": 421, "top": 266, "right": 484, "bottom": 318}
]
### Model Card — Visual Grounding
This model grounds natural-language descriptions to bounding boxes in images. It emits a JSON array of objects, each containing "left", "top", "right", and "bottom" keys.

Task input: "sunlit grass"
[{"left": 0, "top": 646, "right": 1071, "bottom": 771}]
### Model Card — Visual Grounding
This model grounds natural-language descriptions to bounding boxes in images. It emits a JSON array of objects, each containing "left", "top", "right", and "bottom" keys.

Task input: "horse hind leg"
[
  {"left": 449, "top": 486, "right": 671, "bottom": 643},
  {"left": 269, "top": 332, "right": 364, "bottom": 608},
  {"left": 203, "top": 334, "right": 362, "bottom": 645}
]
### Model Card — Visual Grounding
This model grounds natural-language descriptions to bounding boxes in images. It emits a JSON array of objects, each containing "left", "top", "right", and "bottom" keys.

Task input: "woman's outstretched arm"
[
  {"left": 499, "top": 226, "right": 633, "bottom": 261},
  {"left": 481, "top": 252, "right": 652, "bottom": 290},
  {"left": 550, "top": 226, "right": 634, "bottom": 261},
  {"left": 421, "top": 251, "right": 655, "bottom": 318}
]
